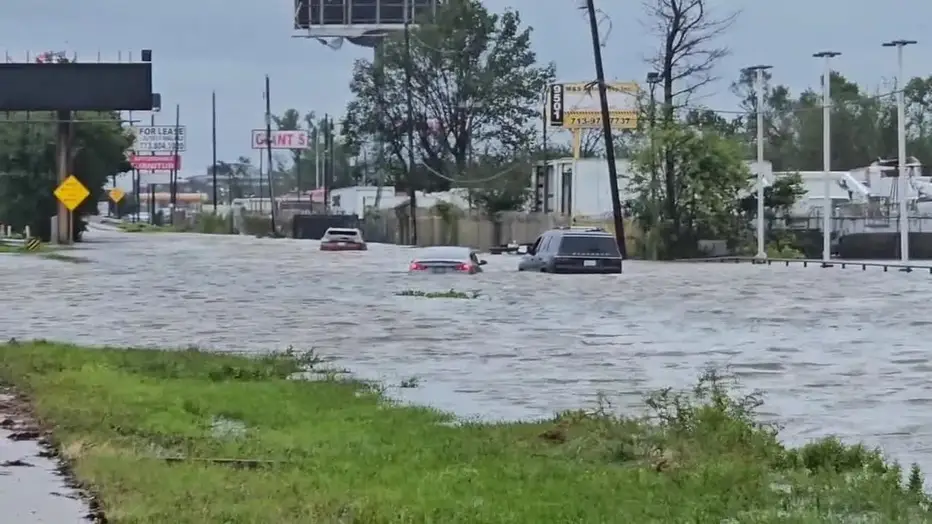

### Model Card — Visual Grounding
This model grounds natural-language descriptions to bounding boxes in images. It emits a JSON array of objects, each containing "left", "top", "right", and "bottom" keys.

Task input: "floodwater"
[
  {"left": 0, "top": 393, "right": 88, "bottom": 523},
  {"left": 2, "top": 226, "right": 932, "bottom": 501}
]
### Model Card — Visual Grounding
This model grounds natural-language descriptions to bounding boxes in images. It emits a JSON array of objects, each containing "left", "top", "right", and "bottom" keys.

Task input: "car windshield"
[{"left": 557, "top": 235, "right": 619, "bottom": 255}]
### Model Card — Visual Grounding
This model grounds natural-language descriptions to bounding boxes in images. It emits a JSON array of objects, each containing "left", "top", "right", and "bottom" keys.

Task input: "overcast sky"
[{"left": 2, "top": 0, "right": 929, "bottom": 175}]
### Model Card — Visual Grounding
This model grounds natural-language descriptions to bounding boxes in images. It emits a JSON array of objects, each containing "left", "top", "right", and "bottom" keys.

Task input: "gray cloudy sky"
[{"left": 2, "top": 0, "right": 929, "bottom": 174}]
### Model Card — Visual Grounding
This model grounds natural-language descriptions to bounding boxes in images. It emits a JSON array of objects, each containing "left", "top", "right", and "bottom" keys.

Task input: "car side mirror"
[
  {"left": 516, "top": 245, "right": 529, "bottom": 254},
  {"left": 479, "top": 259, "right": 487, "bottom": 265}
]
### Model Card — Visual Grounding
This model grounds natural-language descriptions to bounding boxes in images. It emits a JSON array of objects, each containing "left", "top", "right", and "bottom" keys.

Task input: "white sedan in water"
[
  {"left": 320, "top": 228, "right": 367, "bottom": 251},
  {"left": 408, "top": 246, "right": 487, "bottom": 274}
]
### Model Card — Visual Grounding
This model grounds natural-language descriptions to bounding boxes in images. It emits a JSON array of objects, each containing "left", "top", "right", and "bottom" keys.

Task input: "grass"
[
  {"left": 0, "top": 340, "right": 930, "bottom": 523},
  {"left": 395, "top": 288, "right": 480, "bottom": 299},
  {"left": 0, "top": 241, "right": 87, "bottom": 262}
]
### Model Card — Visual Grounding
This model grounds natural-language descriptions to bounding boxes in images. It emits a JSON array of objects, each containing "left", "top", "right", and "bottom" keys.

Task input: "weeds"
[
  {"left": 395, "top": 289, "right": 480, "bottom": 299},
  {"left": 399, "top": 376, "right": 420, "bottom": 388},
  {"left": 0, "top": 343, "right": 929, "bottom": 522}
]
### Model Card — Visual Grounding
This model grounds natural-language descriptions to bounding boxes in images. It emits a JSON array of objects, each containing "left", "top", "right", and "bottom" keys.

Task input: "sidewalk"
[{"left": 0, "top": 390, "right": 92, "bottom": 523}]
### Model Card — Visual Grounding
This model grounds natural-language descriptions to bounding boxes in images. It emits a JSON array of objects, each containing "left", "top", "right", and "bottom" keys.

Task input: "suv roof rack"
[{"left": 557, "top": 226, "right": 606, "bottom": 232}]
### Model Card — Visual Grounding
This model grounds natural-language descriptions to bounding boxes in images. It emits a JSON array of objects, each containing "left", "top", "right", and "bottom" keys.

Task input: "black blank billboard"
[
  {"left": 0, "top": 63, "right": 153, "bottom": 111},
  {"left": 295, "top": 0, "right": 436, "bottom": 27}
]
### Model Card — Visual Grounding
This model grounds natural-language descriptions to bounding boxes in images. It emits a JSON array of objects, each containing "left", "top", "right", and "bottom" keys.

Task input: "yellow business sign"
[
  {"left": 109, "top": 188, "right": 125, "bottom": 203},
  {"left": 53, "top": 175, "right": 90, "bottom": 211},
  {"left": 546, "top": 81, "right": 640, "bottom": 130}
]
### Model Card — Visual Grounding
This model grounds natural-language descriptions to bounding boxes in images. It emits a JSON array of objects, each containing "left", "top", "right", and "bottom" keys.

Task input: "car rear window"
[
  {"left": 327, "top": 229, "right": 358, "bottom": 237},
  {"left": 557, "top": 234, "right": 619, "bottom": 255}
]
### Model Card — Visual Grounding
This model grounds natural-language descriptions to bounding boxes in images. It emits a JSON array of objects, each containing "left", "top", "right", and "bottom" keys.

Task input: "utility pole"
[
  {"left": 646, "top": 71, "right": 660, "bottom": 251},
  {"left": 883, "top": 39, "right": 917, "bottom": 263},
  {"left": 813, "top": 51, "right": 840, "bottom": 266},
  {"left": 170, "top": 104, "right": 180, "bottom": 225},
  {"left": 323, "top": 113, "right": 330, "bottom": 212},
  {"left": 211, "top": 91, "right": 218, "bottom": 213},
  {"left": 743, "top": 64, "right": 772, "bottom": 260},
  {"left": 264, "top": 75, "right": 277, "bottom": 234},
  {"left": 583, "top": 0, "right": 626, "bottom": 259},
  {"left": 403, "top": 0, "right": 418, "bottom": 245}
]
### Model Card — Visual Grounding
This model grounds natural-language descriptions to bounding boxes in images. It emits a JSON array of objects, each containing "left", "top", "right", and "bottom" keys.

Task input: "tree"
[
  {"left": 627, "top": 123, "right": 750, "bottom": 258},
  {"left": 738, "top": 172, "right": 806, "bottom": 229},
  {"left": 0, "top": 111, "right": 131, "bottom": 241},
  {"left": 643, "top": 0, "right": 738, "bottom": 244},
  {"left": 341, "top": 0, "right": 554, "bottom": 194}
]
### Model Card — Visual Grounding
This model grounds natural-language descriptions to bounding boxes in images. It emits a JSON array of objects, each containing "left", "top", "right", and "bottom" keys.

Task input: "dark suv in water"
[{"left": 517, "top": 227, "right": 623, "bottom": 274}]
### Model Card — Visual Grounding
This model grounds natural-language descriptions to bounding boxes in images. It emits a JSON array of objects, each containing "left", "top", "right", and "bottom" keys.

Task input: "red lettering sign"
[{"left": 129, "top": 155, "right": 181, "bottom": 171}]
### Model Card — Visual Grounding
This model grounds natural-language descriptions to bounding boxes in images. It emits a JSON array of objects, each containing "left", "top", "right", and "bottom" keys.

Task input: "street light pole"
[
  {"left": 883, "top": 39, "right": 917, "bottom": 262},
  {"left": 743, "top": 65, "right": 772, "bottom": 259},
  {"left": 813, "top": 51, "right": 840, "bottom": 265},
  {"left": 645, "top": 72, "right": 660, "bottom": 255}
]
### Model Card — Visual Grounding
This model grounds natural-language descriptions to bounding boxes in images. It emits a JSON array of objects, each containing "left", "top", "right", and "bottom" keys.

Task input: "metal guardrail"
[
  {"left": 678, "top": 256, "right": 932, "bottom": 273},
  {"left": 0, "top": 237, "right": 24, "bottom": 246}
]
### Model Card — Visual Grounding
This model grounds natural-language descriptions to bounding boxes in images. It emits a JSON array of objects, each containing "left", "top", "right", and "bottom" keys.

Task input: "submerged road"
[{"left": 2, "top": 228, "right": 932, "bottom": 476}]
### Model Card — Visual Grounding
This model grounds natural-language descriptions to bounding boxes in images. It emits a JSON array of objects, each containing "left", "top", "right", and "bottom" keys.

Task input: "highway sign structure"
[
  {"left": 251, "top": 130, "right": 309, "bottom": 150},
  {"left": 109, "top": 188, "right": 125, "bottom": 203},
  {"left": 129, "top": 155, "right": 181, "bottom": 171},
  {"left": 131, "top": 125, "right": 186, "bottom": 152},
  {"left": 53, "top": 175, "right": 90, "bottom": 211}
]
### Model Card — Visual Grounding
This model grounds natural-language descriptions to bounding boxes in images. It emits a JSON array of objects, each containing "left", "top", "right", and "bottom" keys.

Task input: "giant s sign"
[{"left": 548, "top": 84, "right": 564, "bottom": 127}]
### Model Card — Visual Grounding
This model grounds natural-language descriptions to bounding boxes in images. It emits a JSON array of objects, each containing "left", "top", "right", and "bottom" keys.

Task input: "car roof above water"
[{"left": 415, "top": 246, "right": 472, "bottom": 260}]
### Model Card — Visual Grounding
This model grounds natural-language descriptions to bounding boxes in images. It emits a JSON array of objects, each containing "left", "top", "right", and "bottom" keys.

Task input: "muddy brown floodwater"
[{"left": 2, "top": 225, "right": 932, "bottom": 513}]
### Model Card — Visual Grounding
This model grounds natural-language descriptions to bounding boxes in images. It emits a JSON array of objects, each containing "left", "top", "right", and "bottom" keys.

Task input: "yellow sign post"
[
  {"left": 54, "top": 175, "right": 90, "bottom": 211},
  {"left": 109, "top": 188, "right": 125, "bottom": 203}
]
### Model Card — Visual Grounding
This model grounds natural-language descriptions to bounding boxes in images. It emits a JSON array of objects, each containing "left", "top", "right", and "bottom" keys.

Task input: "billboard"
[
  {"left": 130, "top": 155, "right": 181, "bottom": 171},
  {"left": 294, "top": 0, "right": 438, "bottom": 36},
  {"left": 0, "top": 63, "right": 153, "bottom": 111},
  {"left": 546, "top": 81, "right": 640, "bottom": 130},
  {"left": 252, "top": 130, "right": 309, "bottom": 150},
  {"left": 131, "top": 125, "right": 187, "bottom": 152}
]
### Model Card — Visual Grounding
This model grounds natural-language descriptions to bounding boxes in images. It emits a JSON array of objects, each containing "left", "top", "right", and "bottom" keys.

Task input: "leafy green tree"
[
  {"left": 341, "top": 0, "right": 554, "bottom": 193},
  {"left": 0, "top": 111, "right": 131, "bottom": 240},
  {"left": 628, "top": 123, "right": 750, "bottom": 258},
  {"left": 738, "top": 172, "right": 806, "bottom": 230}
]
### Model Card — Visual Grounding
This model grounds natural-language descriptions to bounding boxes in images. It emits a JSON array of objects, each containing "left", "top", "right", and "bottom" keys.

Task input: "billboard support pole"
[{"left": 55, "top": 109, "right": 71, "bottom": 244}]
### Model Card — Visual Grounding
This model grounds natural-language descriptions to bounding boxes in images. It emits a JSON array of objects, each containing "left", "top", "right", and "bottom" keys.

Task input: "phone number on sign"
[{"left": 565, "top": 114, "right": 637, "bottom": 128}]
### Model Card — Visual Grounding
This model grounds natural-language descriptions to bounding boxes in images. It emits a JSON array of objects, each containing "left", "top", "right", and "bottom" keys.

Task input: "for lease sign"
[
  {"left": 251, "top": 130, "right": 309, "bottom": 149},
  {"left": 131, "top": 125, "right": 187, "bottom": 152}
]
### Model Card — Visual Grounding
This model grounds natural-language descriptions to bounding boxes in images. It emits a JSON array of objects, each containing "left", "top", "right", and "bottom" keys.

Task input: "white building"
[{"left": 532, "top": 157, "right": 773, "bottom": 218}]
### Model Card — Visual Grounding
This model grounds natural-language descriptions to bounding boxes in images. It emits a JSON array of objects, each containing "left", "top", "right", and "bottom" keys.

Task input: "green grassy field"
[{"left": 0, "top": 340, "right": 929, "bottom": 523}]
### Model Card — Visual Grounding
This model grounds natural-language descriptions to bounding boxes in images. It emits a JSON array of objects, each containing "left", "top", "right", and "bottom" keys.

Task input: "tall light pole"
[
  {"left": 813, "top": 51, "right": 840, "bottom": 265},
  {"left": 883, "top": 39, "right": 917, "bottom": 262},
  {"left": 646, "top": 72, "right": 661, "bottom": 258},
  {"left": 743, "top": 65, "right": 772, "bottom": 259}
]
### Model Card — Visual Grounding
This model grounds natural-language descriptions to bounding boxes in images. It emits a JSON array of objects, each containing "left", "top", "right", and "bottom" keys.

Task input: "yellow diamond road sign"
[
  {"left": 54, "top": 175, "right": 90, "bottom": 211},
  {"left": 109, "top": 188, "right": 125, "bottom": 203}
]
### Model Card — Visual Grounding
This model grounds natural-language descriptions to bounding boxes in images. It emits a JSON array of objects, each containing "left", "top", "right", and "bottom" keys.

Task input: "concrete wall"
[
  {"left": 363, "top": 210, "right": 574, "bottom": 250},
  {"left": 362, "top": 210, "right": 642, "bottom": 252},
  {"left": 838, "top": 232, "right": 932, "bottom": 259}
]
